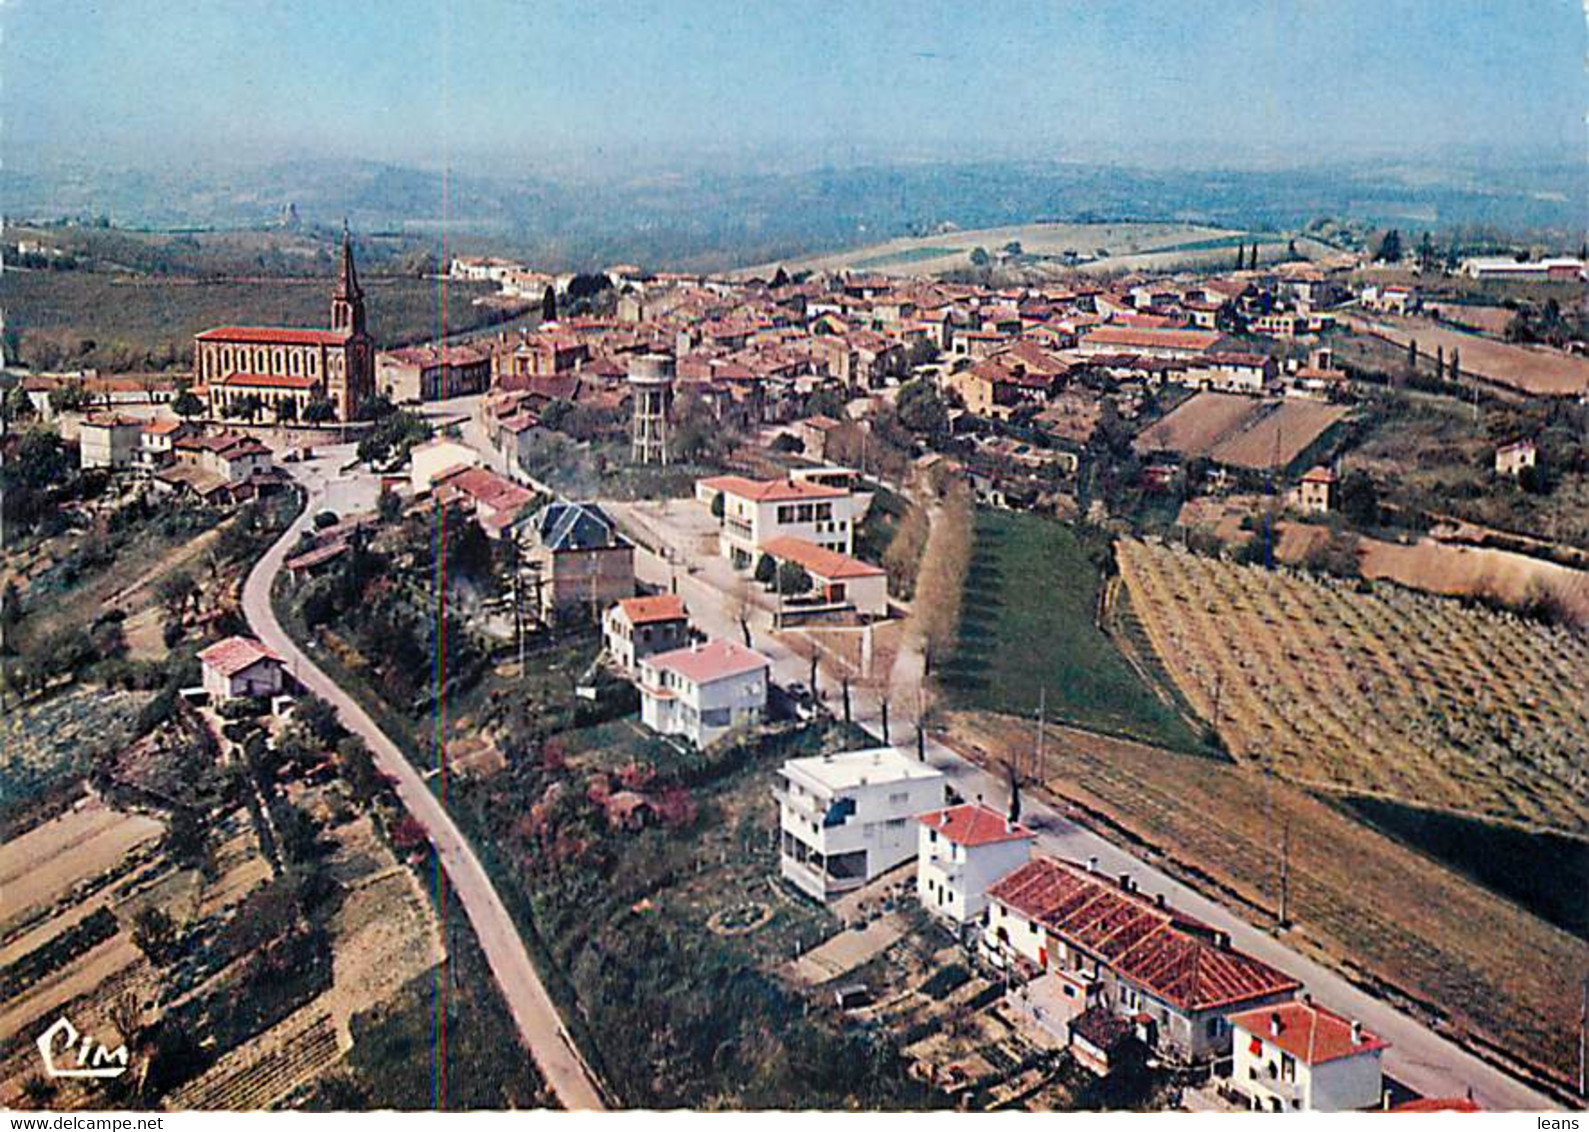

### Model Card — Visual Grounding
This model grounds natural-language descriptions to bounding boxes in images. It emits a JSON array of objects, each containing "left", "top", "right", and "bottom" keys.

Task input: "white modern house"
[
  {"left": 695, "top": 474, "right": 863, "bottom": 570},
  {"left": 1228, "top": 999, "right": 1389, "bottom": 1112},
  {"left": 638, "top": 638, "right": 769, "bottom": 748},
  {"left": 198, "top": 636, "right": 287, "bottom": 701},
  {"left": 775, "top": 747, "right": 947, "bottom": 902},
  {"left": 915, "top": 803, "right": 1035, "bottom": 927},
  {"left": 603, "top": 593, "right": 690, "bottom": 675}
]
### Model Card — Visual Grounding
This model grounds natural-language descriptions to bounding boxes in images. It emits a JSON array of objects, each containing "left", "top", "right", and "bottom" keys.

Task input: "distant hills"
[{"left": 4, "top": 156, "right": 1583, "bottom": 273}]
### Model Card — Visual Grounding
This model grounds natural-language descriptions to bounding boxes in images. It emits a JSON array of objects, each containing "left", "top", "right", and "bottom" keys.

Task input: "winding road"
[{"left": 241, "top": 455, "right": 606, "bottom": 1111}]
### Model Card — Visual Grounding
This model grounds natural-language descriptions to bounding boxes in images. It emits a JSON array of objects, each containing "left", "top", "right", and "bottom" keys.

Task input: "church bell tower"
[{"left": 331, "top": 226, "right": 367, "bottom": 336}]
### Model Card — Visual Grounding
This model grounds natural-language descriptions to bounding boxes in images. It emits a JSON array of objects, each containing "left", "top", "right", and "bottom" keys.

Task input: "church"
[{"left": 195, "top": 230, "right": 376, "bottom": 423}]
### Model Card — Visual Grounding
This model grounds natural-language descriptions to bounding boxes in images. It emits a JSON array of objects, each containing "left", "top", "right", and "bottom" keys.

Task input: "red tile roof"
[
  {"left": 617, "top": 594, "right": 688, "bottom": 625},
  {"left": 1083, "top": 326, "right": 1228, "bottom": 353},
  {"left": 761, "top": 536, "right": 885, "bottom": 581},
  {"left": 917, "top": 803, "right": 1034, "bottom": 847},
  {"left": 698, "top": 474, "right": 847, "bottom": 503},
  {"left": 195, "top": 326, "right": 349, "bottom": 345},
  {"left": 989, "top": 857, "right": 1300, "bottom": 1013},
  {"left": 645, "top": 639, "right": 769, "bottom": 687},
  {"left": 433, "top": 465, "right": 536, "bottom": 516},
  {"left": 198, "top": 635, "right": 285, "bottom": 677},
  {"left": 1229, "top": 1000, "right": 1389, "bottom": 1066}
]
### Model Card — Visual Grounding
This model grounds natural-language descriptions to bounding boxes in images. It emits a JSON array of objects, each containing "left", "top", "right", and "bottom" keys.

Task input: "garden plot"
[
  {"left": 0, "top": 798, "right": 163, "bottom": 936},
  {"left": 1117, "top": 538, "right": 1589, "bottom": 836}
]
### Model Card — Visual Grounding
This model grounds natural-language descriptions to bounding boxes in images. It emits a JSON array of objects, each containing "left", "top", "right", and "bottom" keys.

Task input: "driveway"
[{"left": 242, "top": 465, "right": 606, "bottom": 1111}]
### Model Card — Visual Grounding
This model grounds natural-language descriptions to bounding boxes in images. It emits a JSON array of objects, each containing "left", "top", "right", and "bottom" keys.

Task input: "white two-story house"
[
  {"left": 1228, "top": 999, "right": 1388, "bottom": 1112},
  {"left": 775, "top": 747, "right": 946, "bottom": 902},
  {"left": 696, "top": 474, "right": 862, "bottom": 570},
  {"left": 916, "top": 803, "right": 1035, "bottom": 928},
  {"left": 638, "top": 638, "right": 769, "bottom": 748}
]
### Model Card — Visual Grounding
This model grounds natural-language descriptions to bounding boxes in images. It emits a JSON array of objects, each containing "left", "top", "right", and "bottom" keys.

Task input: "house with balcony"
[
  {"left": 1228, "top": 998, "right": 1389, "bottom": 1112},
  {"left": 695, "top": 474, "right": 862, "bottom": 570},
  {"left": 915, "top": 803, "right": 1035, "bottom": 928},
  {"left": 775, "top": 747, "right": 946, "bottom": 902},
  {"left": 638, "top": 638, "right": 769, "bottom": 748}
]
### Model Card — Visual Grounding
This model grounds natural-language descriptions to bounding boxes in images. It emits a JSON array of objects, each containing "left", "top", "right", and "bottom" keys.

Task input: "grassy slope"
[{"left": 941, "top": 510, "right": 1201, "bottom": 751}]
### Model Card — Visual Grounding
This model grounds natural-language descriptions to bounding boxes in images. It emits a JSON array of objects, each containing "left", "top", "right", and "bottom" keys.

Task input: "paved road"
[
  {"left": 242, "top": 456, "right": 606, "bottom": 1111},
  {"left": 616, "top": 516, "right": 1560, "bottom": 1112}
]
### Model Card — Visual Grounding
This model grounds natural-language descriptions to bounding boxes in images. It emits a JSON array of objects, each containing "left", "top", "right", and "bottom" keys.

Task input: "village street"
[
  {"left": 242, "top": 427, "right": 1556, "bottom": 1111},
  {"left": 607, "top": 497, "right": 1558, "bottom": 1112}
]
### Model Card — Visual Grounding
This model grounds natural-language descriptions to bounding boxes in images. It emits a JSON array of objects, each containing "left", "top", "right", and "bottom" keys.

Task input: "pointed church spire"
[{"left": 334, "top": 223, "right": 362, "bottom": 302}]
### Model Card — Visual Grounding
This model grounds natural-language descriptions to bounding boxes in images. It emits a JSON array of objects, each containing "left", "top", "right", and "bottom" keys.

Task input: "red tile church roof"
[{"left": 196, "top": 326, "right": 349, "bottom": 346}]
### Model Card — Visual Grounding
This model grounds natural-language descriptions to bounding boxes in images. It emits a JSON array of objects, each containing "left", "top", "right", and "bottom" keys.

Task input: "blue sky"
[{"left": 5, "top": 0, "right": 1585, "bottom": 173}]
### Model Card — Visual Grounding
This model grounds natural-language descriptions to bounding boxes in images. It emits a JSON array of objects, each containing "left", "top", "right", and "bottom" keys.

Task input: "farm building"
[
  {"left": 1292, "top": 466, "right": 1337, "bottom": 515},
  {"left": 199, "top": 636, "right": 287, "bottom": 701},
  {"left": 1495, "top": 439, "right": 1537, "bottom": 478}
]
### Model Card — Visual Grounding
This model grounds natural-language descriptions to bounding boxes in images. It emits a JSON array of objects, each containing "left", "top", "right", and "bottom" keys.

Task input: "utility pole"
[
  {"left": 1035, "top": 686, "right": 1047, "bottom": 785},
  {"left": 881, "top": 697, "right": 890, "bottom": 745},
  {"left": 1278, "top": 819, "right": 1291, "bottom": 928},
  {"left": 1579, "top": 975, "right": 1586, "bottom": 1101}
]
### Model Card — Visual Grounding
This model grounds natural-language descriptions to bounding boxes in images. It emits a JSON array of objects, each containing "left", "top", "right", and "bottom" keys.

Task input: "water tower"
[{"left": 629, "top": 353, "right": 675, "bottom": 465}]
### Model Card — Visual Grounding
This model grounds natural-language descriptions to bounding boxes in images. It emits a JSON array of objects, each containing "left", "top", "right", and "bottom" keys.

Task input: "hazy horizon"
[{"left": 5, "top": 0, "right": 1586, "bottom": 179}]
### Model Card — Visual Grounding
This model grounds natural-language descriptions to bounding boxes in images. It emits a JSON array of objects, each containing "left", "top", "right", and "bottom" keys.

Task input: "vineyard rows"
[{"left": 1117, "top": 539, "right": 1589, "bottom": 836}]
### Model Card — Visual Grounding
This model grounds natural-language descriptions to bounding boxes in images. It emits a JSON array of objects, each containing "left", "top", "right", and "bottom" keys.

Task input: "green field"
[
  {"left": 850, "top": 245, "right": 964, "bottom": 271},
  {"left": 941, "top": 510, "right": 1201, "bottom": 750},
  {"left": 0, "top": 270, "right": 513, "bottom": 371}
]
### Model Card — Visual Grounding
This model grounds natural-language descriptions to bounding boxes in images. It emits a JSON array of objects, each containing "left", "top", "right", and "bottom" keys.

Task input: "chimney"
[
  {"left": 1118, "top": 873, "right": 1131, "bottom": 891},
  {"left": 1302, "top": 992, "right": 1312, "bottom": 1007},
  {"left": 1086, "top": 856, "right": 1098, "bottom": 873},
  {"left": 1154, "top": 893, "right": 1167, "bottom": 909},
  {"left": 1269, "top": 1012, "right": 1283, "bottom": 1037},
  {"left": 1351, "top": 1020, "right": 1364, "bottom": 1046}
]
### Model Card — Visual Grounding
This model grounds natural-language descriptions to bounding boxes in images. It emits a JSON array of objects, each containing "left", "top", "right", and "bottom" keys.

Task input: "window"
[{"left": 887, "top": 791, "right": 910, "bottom": 805}]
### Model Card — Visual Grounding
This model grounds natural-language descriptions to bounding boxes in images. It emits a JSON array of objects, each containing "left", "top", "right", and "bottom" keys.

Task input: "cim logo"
[{"left": 35, "top": 1016, "right": 130, "bottom": 1080}]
